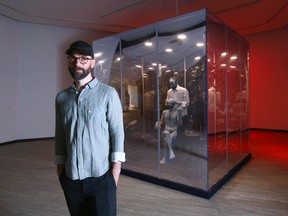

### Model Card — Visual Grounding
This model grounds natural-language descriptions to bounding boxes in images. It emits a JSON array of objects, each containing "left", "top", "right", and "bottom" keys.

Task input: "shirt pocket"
[
  {"left": 85, "top": 108, "right": 109, "bottom": 141},
  {"left": 85, "top": 106, "right": 106, "bottom": 125}
]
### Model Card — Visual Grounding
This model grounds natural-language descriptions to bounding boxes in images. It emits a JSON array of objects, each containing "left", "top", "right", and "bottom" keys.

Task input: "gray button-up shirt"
[{"left": 55, "top": 78, "right": 125, "bottom": 180}]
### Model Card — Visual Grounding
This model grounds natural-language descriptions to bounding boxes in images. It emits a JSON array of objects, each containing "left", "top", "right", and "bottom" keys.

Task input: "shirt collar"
[
  {"left": 71, "top": 77, "right": 98, "bottom": 93},
  {"left": 172, "top": 84, "right": 180, "bottom": 91},
  {"left": 86, "top": 77, "right": 98, "bottom": 89}
]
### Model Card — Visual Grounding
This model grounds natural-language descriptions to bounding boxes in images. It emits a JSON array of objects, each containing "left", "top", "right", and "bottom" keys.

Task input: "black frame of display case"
[{"left": 122, "top": 153, "right": 251, "bottom": 199}]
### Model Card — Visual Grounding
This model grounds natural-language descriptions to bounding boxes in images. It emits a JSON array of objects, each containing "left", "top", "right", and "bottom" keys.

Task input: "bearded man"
[{"left": 55, "top": 41, "right": 125, "bottom": 216}]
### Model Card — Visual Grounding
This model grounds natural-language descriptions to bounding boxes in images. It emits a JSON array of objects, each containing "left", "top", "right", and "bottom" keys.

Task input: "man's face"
[
  {"left": 169, "top": 79, "right": 177, "bottom": 90},
  {"left": 67, "top": 50, "right": 95, "bottom": 80}
]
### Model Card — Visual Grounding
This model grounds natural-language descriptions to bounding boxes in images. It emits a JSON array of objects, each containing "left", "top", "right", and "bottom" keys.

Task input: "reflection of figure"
[
  {"left": 144, "top": 90, "right": 156, "bottom": 115},
  {"left": 143, "top": 70, "right": 157, "bottom": 127},
  {"left": 208, "top": 86, "right": 226, "bottom": 133},
  {"left": 55, "top": 41, "right": 125, "bottom": 215},
  {"left": 166, "top": 77, "right": 189, "bottom": 126},
  {"left": 208, "top": 86, "right": 223, "bottom": 114},
  {"left": 155, "top": 99, "right": 179, "bottom": 164}
]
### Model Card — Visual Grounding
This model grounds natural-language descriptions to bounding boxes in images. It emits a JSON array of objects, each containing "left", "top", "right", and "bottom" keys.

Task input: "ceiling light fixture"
[
  {"left": 177, "top": 34, "right": 186, "bottom": 39},
  {"left": 221, "top": 52, "right": 227, "bottom": 57},
  {"left": 94, "top": 52, "right": 102, "bottom": 57},
  {"left": 196, "top": 42, "right": 204, "bottom": 47},
  {"left": 145, "top": 41, "right": 153, "bottom": 46}
]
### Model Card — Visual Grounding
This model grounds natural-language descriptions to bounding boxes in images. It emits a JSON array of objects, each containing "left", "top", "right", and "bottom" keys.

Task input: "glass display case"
[{"left": 93, "top": 9, "right": 251, "bottom": 198}]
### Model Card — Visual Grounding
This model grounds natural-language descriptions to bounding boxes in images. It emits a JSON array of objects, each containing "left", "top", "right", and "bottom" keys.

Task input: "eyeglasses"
[{"left": 67, "top": 55, "right": 92, "bottom": 64}]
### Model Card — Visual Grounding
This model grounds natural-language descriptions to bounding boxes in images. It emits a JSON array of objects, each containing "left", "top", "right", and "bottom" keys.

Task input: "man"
[
  {"left": 166, "top": 77, "right": 189, "bottom": 126},
  {"left": 55, "top": 40, "right": 125, "bottom": 216}
]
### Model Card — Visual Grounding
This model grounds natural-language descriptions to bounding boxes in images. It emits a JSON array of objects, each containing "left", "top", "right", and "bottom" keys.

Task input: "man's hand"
[
  {"left": 111, "top": 162, "right": 122, "bottom": 186},
  {"left": 57, "top": 164, "right": 65, "bottom": 177}
]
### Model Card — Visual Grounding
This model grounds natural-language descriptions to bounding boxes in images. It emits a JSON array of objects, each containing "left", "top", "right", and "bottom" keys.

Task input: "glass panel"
[
  {"left": 156, "top": 15, "right": 207, "bottom": 189},
  {"left": 240, "top": 41, "right": 250, "bottom": 154},
  {"left": 93, "top": 36, "right": 120, "bottom": 84},
  {"left": 226, "top": 29, "right": 250, "bottom": 170},
  {"left": 226, "top": 29, "right": 242, "bottom": 170},
  {"left": 206, "top": 15, "right": 228, "bottom": 189},
  {"left": 119, "top": 25, "right": 160, "bottom": 177},
  {"left": 207, "top": 11, "right": 250, "bottom": 189}
]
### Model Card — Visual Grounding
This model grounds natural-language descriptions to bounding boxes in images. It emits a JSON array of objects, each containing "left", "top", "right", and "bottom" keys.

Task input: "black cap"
[{"left": 65, "top": 41, "right": 94, "bottom": 58}]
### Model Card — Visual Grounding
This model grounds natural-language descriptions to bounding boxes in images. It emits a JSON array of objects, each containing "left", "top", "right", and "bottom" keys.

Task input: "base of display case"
[{"left": 122, "top": 153, "right": 252, "bottom": 199}]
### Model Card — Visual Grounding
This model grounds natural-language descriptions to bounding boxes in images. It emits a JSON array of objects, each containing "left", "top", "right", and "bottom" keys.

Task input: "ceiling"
[{"left": 0, "top": 0, "right": 287, "bottom": 36}]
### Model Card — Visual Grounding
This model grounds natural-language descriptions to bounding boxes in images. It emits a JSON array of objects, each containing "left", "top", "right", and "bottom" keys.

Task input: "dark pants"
[{"left": 59, "top": 170, "right": 117, "bottom": 216}]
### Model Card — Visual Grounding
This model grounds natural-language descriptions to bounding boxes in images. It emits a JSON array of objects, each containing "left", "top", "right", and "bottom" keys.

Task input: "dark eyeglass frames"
[{"left": 67, "top": 55, "right": 93, "bottom": 64}]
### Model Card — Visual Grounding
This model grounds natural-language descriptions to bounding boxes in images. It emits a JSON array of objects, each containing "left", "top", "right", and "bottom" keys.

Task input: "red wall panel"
[{"left": 246, "top": 26, "right": 288, "bottom": 130}]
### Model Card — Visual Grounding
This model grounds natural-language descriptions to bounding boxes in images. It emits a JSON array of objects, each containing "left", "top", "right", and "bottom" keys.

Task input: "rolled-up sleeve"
[{"left": 107, "top": 88, "right": 126, "bottom": 162}]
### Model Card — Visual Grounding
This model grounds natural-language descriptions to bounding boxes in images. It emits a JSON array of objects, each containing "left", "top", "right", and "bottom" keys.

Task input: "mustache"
[{"left": 71, "top": 67, "right": 84, "bottom": 72}]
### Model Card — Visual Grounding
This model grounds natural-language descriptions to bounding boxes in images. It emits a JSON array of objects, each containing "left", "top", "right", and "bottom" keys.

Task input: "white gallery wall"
[{"left": 0, "top": 15, "right": 105, "bottom": 143}]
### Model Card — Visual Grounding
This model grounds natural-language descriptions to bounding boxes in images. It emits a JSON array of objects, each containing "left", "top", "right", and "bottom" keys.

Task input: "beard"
[{"left": 68, "top": 66, "right": 92, "bottom": 80}]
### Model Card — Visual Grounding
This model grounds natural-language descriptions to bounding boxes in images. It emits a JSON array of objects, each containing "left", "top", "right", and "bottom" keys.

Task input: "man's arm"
[
  {"left": 107, "top": 88, "right": 126, "bottom": 185},
  {"left": 182, "top": 88, "right": 190, "bottom": 107},
  {"left": 54, "top": 96, "right": 67, "bottom": 176}
]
